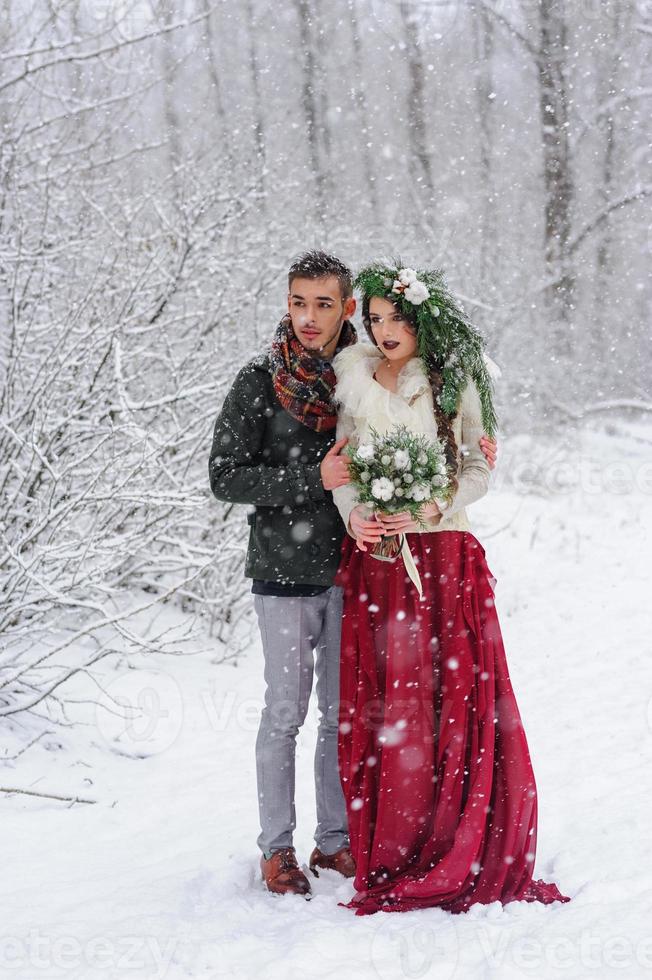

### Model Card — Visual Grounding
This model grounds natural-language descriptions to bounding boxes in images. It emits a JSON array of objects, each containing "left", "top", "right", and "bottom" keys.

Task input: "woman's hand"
[
  {"left": 349, "top": 504, "right": 385, "bottom": 552},
  {"left": 376, "top": 501, "right": 442, "bottom": 535},
  {"left": 419, "top": 501, "right": 443, "bottom": 525},
  {"left": 479, "top": 435, "right": 498, "bottom": 470}
]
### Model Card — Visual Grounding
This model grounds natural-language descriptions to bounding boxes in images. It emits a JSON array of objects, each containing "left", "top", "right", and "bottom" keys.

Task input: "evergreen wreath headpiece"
[{"left": 354, "top": 261, "right": 498, "bottom": 438}]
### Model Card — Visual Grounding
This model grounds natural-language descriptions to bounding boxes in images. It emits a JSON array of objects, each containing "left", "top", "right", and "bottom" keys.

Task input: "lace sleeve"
[{"left": 434, "top": 379, "right": 491, "bottom": 519}]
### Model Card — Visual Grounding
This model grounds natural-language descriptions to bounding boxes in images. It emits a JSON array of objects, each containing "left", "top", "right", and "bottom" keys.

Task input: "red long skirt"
[{"left": 334, "top": 530, "right": 571, "bottom": 916}]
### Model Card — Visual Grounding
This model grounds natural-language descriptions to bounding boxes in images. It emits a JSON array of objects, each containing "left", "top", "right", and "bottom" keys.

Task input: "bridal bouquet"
[{"left": 345, "top": 425, "right": 454, "bottom": 560}]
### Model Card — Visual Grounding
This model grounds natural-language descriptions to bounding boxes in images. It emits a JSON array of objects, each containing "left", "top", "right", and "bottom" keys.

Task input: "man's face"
[{"left": 287, "top": 275, "right": 356, "bottom": 357}]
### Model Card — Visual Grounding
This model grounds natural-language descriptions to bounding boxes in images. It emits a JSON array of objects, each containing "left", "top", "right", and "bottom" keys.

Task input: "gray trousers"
[{"left": 253, "top": 586, "right": 350, "bottom": 859}]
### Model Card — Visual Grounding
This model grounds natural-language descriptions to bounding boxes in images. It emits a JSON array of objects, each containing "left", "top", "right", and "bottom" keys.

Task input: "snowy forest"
[
  {"left": 1, "top": 2, "right": 651, "bottom": 977},
  {"left": 1, "top": 0, "right": 650, "bottom": 703}
]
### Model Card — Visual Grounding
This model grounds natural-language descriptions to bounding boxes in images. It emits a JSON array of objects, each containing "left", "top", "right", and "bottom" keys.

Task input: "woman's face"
[{"left": 369, "top": 296, "right": 418, "bottom": 362}]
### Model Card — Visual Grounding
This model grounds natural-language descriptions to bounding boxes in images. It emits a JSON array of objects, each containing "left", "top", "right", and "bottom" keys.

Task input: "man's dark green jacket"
[{"left": 208, "top": 353, "right": 346, "bottom": 586}]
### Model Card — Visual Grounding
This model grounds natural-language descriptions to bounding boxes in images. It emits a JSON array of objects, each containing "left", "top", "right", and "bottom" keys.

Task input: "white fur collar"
[{"left": 332, "top": 342, "right": 430, "bottom": 417}]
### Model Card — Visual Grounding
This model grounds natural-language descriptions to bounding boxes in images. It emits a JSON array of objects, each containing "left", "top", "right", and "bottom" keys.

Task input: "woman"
[{"left": 331, "top": 263, "right": 571, "bottom": 916}]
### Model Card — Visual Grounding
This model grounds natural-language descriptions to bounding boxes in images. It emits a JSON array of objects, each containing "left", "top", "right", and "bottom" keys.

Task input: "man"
[{"left": 208, "top": 250, "right": 497, "bottom": 899}]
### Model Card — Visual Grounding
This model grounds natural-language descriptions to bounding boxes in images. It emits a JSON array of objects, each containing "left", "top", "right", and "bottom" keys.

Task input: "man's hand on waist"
[{"left": 320, "top": 437, "right": 351, "bottom": 491}]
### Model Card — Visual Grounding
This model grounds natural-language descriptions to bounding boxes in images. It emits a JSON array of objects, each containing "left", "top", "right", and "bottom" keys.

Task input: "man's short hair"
[{"left": 288, "top": 250, "right": 353, "bottom": 299}]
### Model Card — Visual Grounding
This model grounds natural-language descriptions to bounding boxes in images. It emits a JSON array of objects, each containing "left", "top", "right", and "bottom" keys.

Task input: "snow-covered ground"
[{"left": 3, "top": 423, "right": 652, "bottom": 980}]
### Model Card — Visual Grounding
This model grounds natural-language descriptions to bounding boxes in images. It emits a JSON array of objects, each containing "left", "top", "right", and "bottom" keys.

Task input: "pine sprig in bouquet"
[{"left": 346, "top": 425, "right": 454, "bottom": 557}]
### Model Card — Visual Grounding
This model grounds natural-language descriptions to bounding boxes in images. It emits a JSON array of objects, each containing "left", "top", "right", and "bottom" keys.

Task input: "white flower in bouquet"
[
  {"left": 393, "top": 448, "right": 410, "bottom": 470},
  {"left": 357, "top": 444, "right": 375, "bottom": 461},
  {"left": 360, "top": 470, "right": 371, "bottom": 482},
  {"left": 404, "top": 280, "right": 430, "bottom": 305},
  {"left": 410, "top": 483, "right": 432, "bottom": 502},
  {"left": 397, "top": 268, "right": 417, "bottom": 285},
  {"left": 371, "top": 477, "right": 395, "bottom": 502}
]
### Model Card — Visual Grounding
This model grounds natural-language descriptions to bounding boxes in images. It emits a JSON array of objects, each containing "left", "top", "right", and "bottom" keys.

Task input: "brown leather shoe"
[
  {"left": 260, "top": 847, "right": 312, "bottom": 897},
  {"left": 308, "top": 845, "right": 356, "bottom": 878}
]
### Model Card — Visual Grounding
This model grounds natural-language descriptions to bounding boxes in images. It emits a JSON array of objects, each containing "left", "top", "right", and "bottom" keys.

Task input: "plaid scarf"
[{"left": 270, "top": 314, "right": 357, "bottom": 432}]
